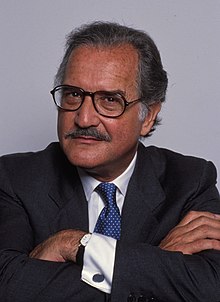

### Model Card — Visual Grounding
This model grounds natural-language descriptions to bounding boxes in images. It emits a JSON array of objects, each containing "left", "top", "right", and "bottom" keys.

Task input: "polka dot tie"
[{"left": 94, "top": 182, "right": 121, "bottom": 240}]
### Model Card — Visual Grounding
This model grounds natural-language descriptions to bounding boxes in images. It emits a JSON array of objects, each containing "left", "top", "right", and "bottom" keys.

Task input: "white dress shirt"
[{"left": 77, "top": 153, "right": 137, "bottom": 293}]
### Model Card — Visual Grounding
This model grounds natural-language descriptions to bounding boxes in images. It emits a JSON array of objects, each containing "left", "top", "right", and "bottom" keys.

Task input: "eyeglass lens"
[{"left": 53, "top": 86, "right": 125, "bottom": 117}]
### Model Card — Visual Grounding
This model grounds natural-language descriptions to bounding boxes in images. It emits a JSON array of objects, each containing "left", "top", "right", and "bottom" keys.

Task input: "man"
[{"left": 0, "top": 21, "right": 220, "bottom": 302}]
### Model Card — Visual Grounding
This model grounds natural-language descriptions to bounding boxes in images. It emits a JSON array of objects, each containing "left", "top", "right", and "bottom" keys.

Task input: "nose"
[{"left": 74, "top": 96, "right": 100, "bottom": 128}]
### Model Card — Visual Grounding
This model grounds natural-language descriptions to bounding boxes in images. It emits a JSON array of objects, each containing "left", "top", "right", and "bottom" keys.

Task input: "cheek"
[
  {"left": 58, "top": 112, "right": 74, "bottom": 135},
  {"left": 121, "top": 113, "right": 144, "bottom": 136},
  {"left": 109, "top": 118, "right": 142, "bottom": 146},
  {"left": 57, "top": 113, "right": 75, "bottom": 146}
]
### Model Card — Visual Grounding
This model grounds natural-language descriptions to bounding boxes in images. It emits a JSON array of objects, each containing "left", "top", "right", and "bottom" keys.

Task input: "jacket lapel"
[
  {"left": 47, "top": 148, "right": 89, "bottom": 233},
  {"left": 120, "top": 143, "right": 165, "bottom": 244}
]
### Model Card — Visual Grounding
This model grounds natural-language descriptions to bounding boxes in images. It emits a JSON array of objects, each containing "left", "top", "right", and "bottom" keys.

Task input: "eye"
[
  {"left": 99, "top": 94, "right": 123, "bottom": 104},
  {"left": 63, "top": 89, "right": 81, "bottom": 99},
  {"left": 58, "top": 88, "right": 83, "bottom": 108},
  {"left": 63, "top": 89, "right": 82, "bottom": 102},
  {"left": 96, "top": 93, "right": 124, "bottom": 113}
]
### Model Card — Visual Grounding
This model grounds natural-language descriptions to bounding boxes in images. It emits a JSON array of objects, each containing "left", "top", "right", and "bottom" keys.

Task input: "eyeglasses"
[{"left": 50, "top": 85, "right": 143, "bottom": 118}]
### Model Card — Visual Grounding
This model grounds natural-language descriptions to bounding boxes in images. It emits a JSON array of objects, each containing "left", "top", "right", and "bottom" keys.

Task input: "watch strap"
[{"left": 76, "top": 233, "right": 91, "bottom": 266}]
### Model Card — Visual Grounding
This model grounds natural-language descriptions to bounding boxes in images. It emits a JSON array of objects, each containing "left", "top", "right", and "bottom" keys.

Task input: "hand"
[
  {"left": 29, "top": 229, "right": 87, "bottom": 262},
  {"left": 159, "top": 211, "right": 220, "bottom": 254}
]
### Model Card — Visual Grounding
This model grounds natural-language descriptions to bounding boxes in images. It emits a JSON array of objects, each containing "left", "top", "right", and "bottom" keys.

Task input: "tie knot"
[{"left": 95, "top": 182, "right": 117, "bottom": 206}]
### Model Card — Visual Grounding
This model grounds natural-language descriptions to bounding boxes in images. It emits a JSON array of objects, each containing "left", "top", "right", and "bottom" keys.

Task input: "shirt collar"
[{"left": 78, "top": 152, "right": 137, "bottom": 201}]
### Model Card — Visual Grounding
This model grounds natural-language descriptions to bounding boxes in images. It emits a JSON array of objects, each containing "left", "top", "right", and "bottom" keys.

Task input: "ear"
[{"left": 140, "top": 102, "right": 161, "bottom": 136}]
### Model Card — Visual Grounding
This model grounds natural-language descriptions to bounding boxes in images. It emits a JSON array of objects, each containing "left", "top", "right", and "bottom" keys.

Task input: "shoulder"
[
  {"left": 139, "top": 143, "right": 212, "bottom": 168},
  {"left": 0, "top": 142, "right": 72, "bottom": 186},
  {"left": 137, "top": 143, "right": 217, "bottom": 187},
  {"left": 0, "top": 142, "right": 61, "bottom": 171}
]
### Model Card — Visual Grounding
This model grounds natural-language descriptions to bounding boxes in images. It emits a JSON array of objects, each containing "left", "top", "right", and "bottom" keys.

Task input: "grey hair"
[{"left": 54, "top": 21, "right": 168, "bottom": 136}]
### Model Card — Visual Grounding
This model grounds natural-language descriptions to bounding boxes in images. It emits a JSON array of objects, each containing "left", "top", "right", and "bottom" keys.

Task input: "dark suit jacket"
[{"left": 0, "top": 142, "right": 220, "bottom": 302}]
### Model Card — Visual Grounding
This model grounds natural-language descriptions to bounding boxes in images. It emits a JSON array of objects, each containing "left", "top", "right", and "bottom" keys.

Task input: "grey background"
[{"left": 0, "top": 0, "right": 219, "bottom": 189}]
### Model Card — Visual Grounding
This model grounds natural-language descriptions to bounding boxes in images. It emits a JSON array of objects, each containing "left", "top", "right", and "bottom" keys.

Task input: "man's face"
[{"left": 58, "top": 44, "right": 160, "bottom": 181}]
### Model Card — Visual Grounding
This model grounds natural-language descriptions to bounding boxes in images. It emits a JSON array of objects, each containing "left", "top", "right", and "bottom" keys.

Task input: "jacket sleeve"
[
  {"left": 111, "top": 161, "right": 220, "bottom": 302},
  {"left": 0, "top": 159, "right": 105, "bottom": 302}
]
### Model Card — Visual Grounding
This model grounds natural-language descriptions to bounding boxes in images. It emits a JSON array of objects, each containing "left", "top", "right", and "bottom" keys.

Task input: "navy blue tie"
[{"left": 94, "top": 182, "right": 121, "bottom": 240}]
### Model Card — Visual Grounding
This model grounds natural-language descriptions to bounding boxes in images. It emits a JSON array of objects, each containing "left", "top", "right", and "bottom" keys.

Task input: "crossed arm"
[
  {"left": 30, "top": 210, "right": 220, "bottom": 261},
  {"left": 27, "top": 210, "right": 220, "bottom": 301}
]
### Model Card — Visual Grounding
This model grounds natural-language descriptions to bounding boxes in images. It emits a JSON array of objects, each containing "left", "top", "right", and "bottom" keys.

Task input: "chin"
[{"left": 66, "top": 153, "right": 102, "bottom": 169}]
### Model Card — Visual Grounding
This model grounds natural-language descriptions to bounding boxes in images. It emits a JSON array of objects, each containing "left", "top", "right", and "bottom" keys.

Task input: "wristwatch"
[
  {"left": 79, "top": 233, "right": 92, "bottom": 247},
  {"left": 76, "top": 233, "right": 92, "bottom": 265}
]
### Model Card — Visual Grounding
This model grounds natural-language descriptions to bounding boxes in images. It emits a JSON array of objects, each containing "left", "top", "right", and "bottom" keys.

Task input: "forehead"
[{"left": 63, "top": 44, "right": 139, "bottom": 92}]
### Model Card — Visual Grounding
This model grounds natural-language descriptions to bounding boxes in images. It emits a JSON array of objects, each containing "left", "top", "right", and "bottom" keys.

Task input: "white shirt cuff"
[{"left": 81, "top": 233, "right": 116, "bottom": 294}]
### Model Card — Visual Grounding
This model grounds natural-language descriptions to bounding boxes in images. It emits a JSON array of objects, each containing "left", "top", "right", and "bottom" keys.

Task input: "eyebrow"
[
  {"left": 102, "top": 89, "right": 126, "bottom": 96},
  {"left": 62, "top": 85, "right": 126, "bottom": 97}
]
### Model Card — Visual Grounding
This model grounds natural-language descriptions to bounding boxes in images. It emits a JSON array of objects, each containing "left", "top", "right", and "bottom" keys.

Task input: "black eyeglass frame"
[{"left": 50, "top": 85, "right": 146, "bottom": 118}]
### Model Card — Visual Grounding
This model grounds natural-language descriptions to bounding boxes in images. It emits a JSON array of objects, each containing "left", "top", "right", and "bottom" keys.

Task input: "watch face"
[{"left": 80, "top": 233, "right": 92, "bottom": 247}]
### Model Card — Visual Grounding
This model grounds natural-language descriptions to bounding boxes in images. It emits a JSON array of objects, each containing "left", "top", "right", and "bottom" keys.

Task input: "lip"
[{"left": 72, "top": 136, "right": 103, "bottom": 143}]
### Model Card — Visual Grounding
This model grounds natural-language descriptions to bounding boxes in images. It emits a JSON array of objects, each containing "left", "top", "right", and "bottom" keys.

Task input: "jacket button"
[
  {"left": 127, "top": 293, "right": 136, "bottom": 302},
  {"left": 138, "top": 295, "right": 147, "bottom": 301}
]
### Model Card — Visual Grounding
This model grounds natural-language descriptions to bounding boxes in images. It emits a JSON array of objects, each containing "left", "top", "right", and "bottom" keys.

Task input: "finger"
[
  {"left": 182, "top": 224, "right": 220, "bottom": 242},
  {"left": 161, "top": 224, "right": 220, "bottom": 251},
  {"left": 163, "top": 215, "right": 220, "bottom": 245},
  {"left": 178, "top": 211, "right": 220, "bottom": 227},
  {"left": 161, "top": 239, "right": 220, "bottom": 255},
  {"left": 160, "top": 218, "right": 220, "bottom": 245}
]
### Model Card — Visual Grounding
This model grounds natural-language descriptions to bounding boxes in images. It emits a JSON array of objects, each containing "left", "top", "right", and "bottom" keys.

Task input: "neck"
[{"left": 83, "top": 152, "right": 137, "bottom": 182}]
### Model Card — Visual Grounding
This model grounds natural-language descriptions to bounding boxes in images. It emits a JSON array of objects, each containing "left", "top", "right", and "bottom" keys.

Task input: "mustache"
[{"left": 64, "top": 128, "right": 111, "bottom": 142}]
